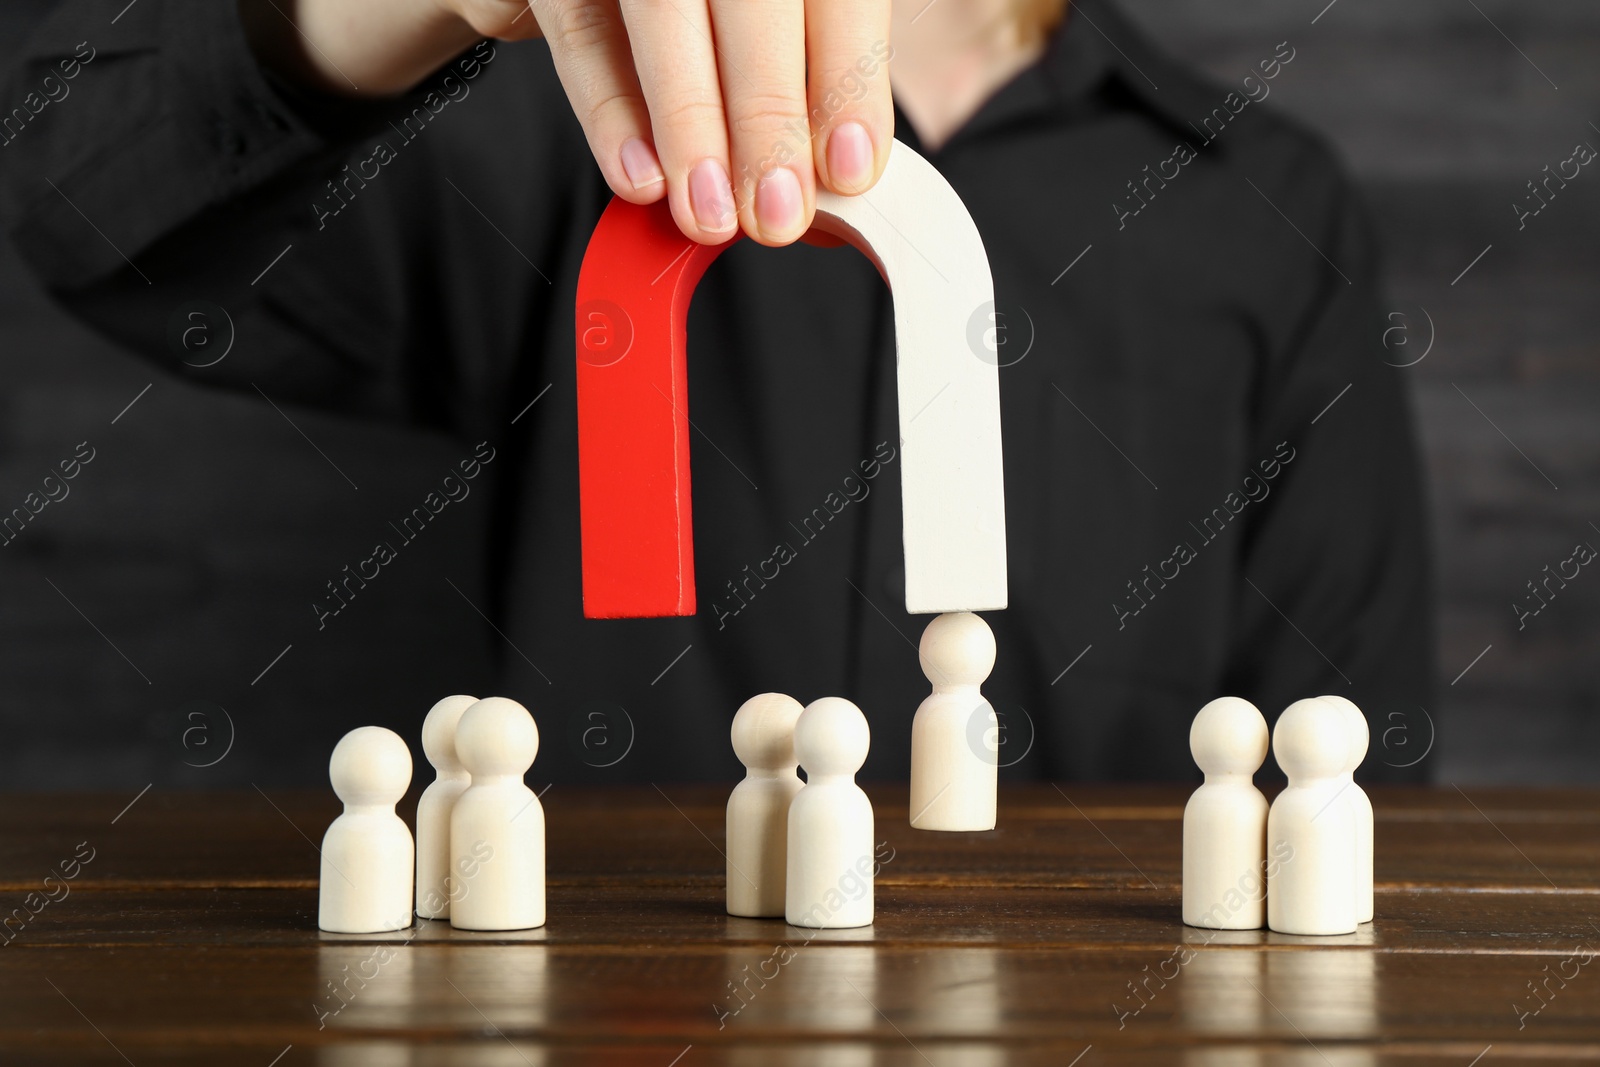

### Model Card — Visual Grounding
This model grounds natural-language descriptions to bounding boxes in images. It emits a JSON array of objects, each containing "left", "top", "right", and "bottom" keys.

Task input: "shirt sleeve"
[
  {"left": 8, "top": 0, "right": 330, "bottom": 276},
  {"left": 1220, "top": 143, "right": 1438, "bottom": 784},
  {"left": 0, "top": 0, "right": 548, "bottom": 432}
]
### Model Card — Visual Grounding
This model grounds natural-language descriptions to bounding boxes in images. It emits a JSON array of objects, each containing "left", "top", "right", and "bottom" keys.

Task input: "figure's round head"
[
  {"left": 329, "top": 726, "right": 412, "bottom": 806},
  {"left": 730, "top": 693, "right": 805, "bottom": 772},
  {"left": 1319, "top": 694, "right": 1369, "bottom": 771},
  {"left": 1189, "top": 697, "right": 1268, "bottom": 776},
  {"left": 421, "top": 694, "right": 478, "bottom": 772},
  {"left": 1272, "top": 698, "right": 1349, "bottom": 781},
  {"left": 918, "top": 612, "right": 996, "bottom": 687},
  {"left": 455, "top": 697, "right": 539, "bottom": 777},
  {"left": 793, "top": 697, "right": 870, "bottom": 777}
]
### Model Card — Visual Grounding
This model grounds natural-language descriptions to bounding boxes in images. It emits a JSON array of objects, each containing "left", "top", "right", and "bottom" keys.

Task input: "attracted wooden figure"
[{"left": 909, "top": 612, "right": 999, "bottom": 831}]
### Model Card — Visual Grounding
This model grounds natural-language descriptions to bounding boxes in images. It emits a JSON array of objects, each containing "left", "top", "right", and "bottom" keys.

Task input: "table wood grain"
[{"left": 1, "top": 784, "right": 1596, "bottom": 1064}]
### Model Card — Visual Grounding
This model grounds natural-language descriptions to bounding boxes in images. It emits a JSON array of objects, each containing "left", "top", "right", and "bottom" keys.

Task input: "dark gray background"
[{"left": 1, "top": 1, "right": 1595, "bottom": 788}]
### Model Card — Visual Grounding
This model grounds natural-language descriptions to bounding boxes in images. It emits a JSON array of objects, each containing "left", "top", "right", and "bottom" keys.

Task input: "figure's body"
[
  {"left": 450, "top": 697, "right": 545, "bottom": 931},
  {"left": 319, "top": 726, "right": 414, "bottom": 933},
  {"left": 909, "top": 612, "right": 998, "bottom": 831},
  {"left": 1182, "top": 697, "right": 1269, "bottom": 929},
  {"left": 727, "top": 693, "right": 806, "bottom": 917},
  {"left": 787, "top": 698, "right": 875, "bottom": 929}
]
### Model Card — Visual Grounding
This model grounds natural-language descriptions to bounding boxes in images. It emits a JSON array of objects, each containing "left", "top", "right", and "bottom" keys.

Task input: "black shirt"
[{"left": 1, "top": 0, "right": 1434, "bottom": 782}]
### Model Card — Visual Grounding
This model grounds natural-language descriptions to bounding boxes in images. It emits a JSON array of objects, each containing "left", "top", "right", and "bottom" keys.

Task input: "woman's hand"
[
  {"left": 447, "top": 0, "right": 894, "bottom": 246},
  {"left": 246, "top": 0, "right": 893, "bottom": 247}
]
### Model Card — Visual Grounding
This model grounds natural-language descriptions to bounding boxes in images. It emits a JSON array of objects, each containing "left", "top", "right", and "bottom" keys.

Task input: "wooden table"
[{"left": 1, "top": 784, "right": 1596, "bottom": 1064}]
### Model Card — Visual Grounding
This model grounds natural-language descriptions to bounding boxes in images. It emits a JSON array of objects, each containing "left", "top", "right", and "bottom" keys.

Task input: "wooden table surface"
[{"left": 1, "top": 784, "right": 1597, "bottom": 1065}]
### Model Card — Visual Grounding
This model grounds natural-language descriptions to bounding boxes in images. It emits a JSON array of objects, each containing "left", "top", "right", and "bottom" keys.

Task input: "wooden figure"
[
  {"left": 786, "top": 697, "right": 874, "bottom": 929},
  {"left": 726, "top": 693, "right": 806, "bottom": 917},
  {"left": 1182, "top": 697, "right": 1269, "bottom": 929},
  {"left": 449, "top": 697, "right": 545, "bottom": 931},
  {"left": 1322, "top": 694, "right": 1374, "bottom": 923},
  {"left": 1267, "top": 698, "right": 1357, "bottom": 935},
  {"left": 415, "top": 694, "right": 477, "bottom": 920},
  {"left": 909, "top": 612, "right": 998, "bottom": 831},
  {"left": 319, "top": 726, "right": 414, "bottom": 934},
  {"left": 574, "top": 138, "right": 1007, "bottom": 618}
]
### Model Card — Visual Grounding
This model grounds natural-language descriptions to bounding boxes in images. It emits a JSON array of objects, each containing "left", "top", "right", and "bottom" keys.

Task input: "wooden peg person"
[
  {"left": 1267, "top": 698, "right": 1357, "bottom": 935},
  {"left": 319, "top": 726, "right": 415, "bottom": 933},
  {"left": 727, "top": 693, "right": 805, "bottom": 918},
  {"left": 909, "top": 612, "right": 998, "bottom": 831},
  {"left": 415, "top": 694, "right": 477, "bottom": 920},
  {"left": 1321, "top": 694, "right": 1374, "bottom": 923},
  {"left": 450, "top": 697, "right": 545, "bottom": 931},
  {"left": 1183, "top": 697, "right": 1269, "bottom": 929},
  {"left": 787, "top": 698, "right": 875, "bottom": 929}
]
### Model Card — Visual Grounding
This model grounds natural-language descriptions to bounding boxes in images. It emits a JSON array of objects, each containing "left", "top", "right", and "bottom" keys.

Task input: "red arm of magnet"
[{"left": 575, "top": 198, "right": 738, "bottom": 618}]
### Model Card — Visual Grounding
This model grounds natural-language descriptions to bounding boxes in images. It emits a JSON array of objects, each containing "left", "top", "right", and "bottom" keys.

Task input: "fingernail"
[
  {"left": 620, "top": 137, "right": 664, "bottom": 189},
  {"left": 827, "top": 121, "right": 874, "bottom": 192},
  {"left": 755, "top": 166, "right": 804, "bottom": 241},
  {"left": 689, "top": 158, "right": 736, "bottom": 233}
]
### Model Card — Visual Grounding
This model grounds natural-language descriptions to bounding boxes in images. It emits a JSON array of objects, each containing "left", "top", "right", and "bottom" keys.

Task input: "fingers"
[
  {"left": 805, "top": 0, "right": 893, "bottom": 195},
  {"left": 706, "top": 0, "right": 813, "bottom": 245},
  {"left": 536, "top": 0, "right": 890, "bottom": 244},
  {"left": 532, "top": 0, "right": 668, "bottom": 206},
  {"left": 617, "top": 0, "right": 740, "bottom": 243}
]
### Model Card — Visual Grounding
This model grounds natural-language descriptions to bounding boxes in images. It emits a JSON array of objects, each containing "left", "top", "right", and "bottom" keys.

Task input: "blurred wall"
[{"left": 1, "top": 0, "right": 1596, "bottom": 787}]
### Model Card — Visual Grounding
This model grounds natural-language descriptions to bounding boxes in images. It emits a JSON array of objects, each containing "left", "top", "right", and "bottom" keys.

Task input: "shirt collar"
[
  {"left": 898, "top": 0, "right": 1224, "bottom": 155},
  {"left": 1040, "top": 0, "right": 1221, "bottom": 135}
]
